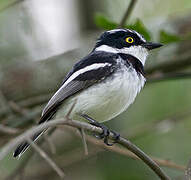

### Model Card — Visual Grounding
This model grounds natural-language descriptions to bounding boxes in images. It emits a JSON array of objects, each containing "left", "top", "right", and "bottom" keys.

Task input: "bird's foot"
[{"left": 80, "top": 114, "right": 120, "bottom": 146}]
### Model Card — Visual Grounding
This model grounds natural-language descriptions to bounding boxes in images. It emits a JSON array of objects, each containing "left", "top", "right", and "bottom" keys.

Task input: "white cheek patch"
[
  {"left": 118, "top": 46, "right": 148, "bottom": 65},
  {"left": 95, "top": 45, "right": 118, "bottom": 53},
  {"left": 95, "top": 45, "right": 148, "bottom": 65}
]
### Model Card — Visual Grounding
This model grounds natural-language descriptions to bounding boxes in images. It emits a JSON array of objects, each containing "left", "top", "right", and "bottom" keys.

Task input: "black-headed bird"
[{"left": 14, "top": 29, "right": 162, "bottom": 158}]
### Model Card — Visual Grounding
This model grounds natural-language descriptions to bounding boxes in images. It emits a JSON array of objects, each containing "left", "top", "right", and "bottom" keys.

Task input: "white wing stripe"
[
  {"left": 42, "top": 62, "right": 111, "bottom": 115},
  {"left": 63, "top": 63, "right": 111, "bottom": 87}
]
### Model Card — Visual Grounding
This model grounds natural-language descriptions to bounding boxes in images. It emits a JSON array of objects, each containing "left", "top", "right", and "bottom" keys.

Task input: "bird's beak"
[{"left": 141, "top": 42, "right": 163, "bottom": 50}]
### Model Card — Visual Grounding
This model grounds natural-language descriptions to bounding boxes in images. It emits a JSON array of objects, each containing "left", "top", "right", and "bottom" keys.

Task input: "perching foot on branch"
[{"left": 80, "top": 114, "right": 120, "bottom": 146}]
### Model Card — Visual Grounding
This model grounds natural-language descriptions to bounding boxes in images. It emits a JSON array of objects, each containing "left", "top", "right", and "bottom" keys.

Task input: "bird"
[{"left": 13, "top": 28, "right": 163, "bottom": 158}]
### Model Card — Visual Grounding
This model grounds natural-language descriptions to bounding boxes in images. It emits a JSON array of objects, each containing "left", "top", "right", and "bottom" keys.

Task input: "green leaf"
[
  {"left": 125, "top": 19, "right": 151, "bottom": 41},
  {"left": 94, "top": 14, "right": 117, "bottom": 30},
  {"left": 94, "top": 15, "right": 151, "bottom": 41},
  {"left": 159, "top": 30, "right": 181, "bottom": 44}
]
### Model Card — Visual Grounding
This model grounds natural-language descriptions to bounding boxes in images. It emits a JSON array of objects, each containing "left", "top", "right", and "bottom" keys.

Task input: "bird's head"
[{"left": 94, "top": 29, "right": 163, "bottom": 65}]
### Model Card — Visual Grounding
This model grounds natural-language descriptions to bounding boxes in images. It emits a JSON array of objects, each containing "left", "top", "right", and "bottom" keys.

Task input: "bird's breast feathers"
[{"left": 55, "top": 65, "right": 145, "bottom": 123}]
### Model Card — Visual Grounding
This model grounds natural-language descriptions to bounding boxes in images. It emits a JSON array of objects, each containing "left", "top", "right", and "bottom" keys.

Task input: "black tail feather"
[
  {"left": 13, "top": 131, "right": 43, "bottom": 158},
  {"left": 13, "top": 97, "right": 59, "bottom": 158}
]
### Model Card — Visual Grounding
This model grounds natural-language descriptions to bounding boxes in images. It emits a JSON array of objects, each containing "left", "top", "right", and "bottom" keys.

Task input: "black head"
[{"left": 95, "top": 29, "right": 162, "bottom": 50}]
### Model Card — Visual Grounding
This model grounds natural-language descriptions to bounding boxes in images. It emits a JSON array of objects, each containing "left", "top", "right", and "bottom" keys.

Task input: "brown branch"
[
  {"left": 65, "top": 99, "right": 77, "bottom": 118},
  {"left": 0, "top": 125, "right": 20, "bottom": 135},
  {"left": 0, "top": 118, "right": 170, "bottom": 180},
  {"left": 5, "top": 128, "right": 57, "bottom": 180},
  {"left": 0, "top": 0, "right": 24, "bottom": 13},
  {"left": 78, "top": 128, "right": 88, "bottom": 155},
  {"left": 0, "top": 91, "right": 13, "bottom": 115},
  {"left": 43, "top": 132, "right": 56, "bottom": 154},
  {"left": 119, "top": 0, "right": 138, "bottom": 27},
  {"left": 24, "top": 147, "right": 104, "bottom": 179},
  {"left": 64, "top": 126, "right": 185, "bottom": 171},
  {"left": 84, "top": 134, "right": 185, "bottom": 171},
  {"left": 27, "top": 138, "right": 65, "bottom": 179},
  {"left": 8, "top": 101, "right": 28, "bottom": 116},
  {"left": 147, "top": 72, "right": 191, "bottom": 83},
  {"left": 5, "top": 151, "right": 33, "bottom": 180},
  {"left": 185, "top": 159, "right": 191, "bottom": 180},
  {"left": 145, "top": 52, "right": 191, "bottom": 74}
]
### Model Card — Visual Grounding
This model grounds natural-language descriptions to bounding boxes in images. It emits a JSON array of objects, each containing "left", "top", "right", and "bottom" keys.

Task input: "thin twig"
[
  {"left": 147, "top": 72, "right": 191, "bottom": 83},
  {"left": 63, "top": 125, "right": 185, "bottom": 171},
  {"left": 185, "top": 159, "right": 191, "bottom": 180},
  {"left": 5, "top": 151, "right": 33, "bottom": 180},
  {"left": 145, "top": 52, "right": 191, "bottom": 74},
  {"left": 24, "top": 147, "right": 103, "bottom": 179},
  {"left": 64, "top": 126, "right": 185, "bottom": 171},
  {"left": 0, "top": 118, "right": 170, "bottom": 180},
  {"left": 0, "top": 91, "right": 13, "bottom": 115},
  {"left": 119, "top": 0, "right": 138, "bottom": 27},
  {"left": 5, "top": 128, "right": 57, "bottom": 180},
  {"left": 0, "top": 0, "right": 24, "bottom": 13},
  {"left": 85, "top": 134, "right": 185, "bottom": 171},
  {"left": 43, "top": 132, "right": 56, "bottom": 154},
  {"left": 27, "top": 138, "right": 65, "bottom": 179},
  {"left": 78, "top": 128, "right": 88, "bottom": 155},
  {"left": 65, "top": 99, "right": 77, "bottom": 118},
  {"left": 0, "top": 125, "right": 20, "bottom": 135},
  {"left": 8, "top": 101, "right": 28, "bottom": 116}
]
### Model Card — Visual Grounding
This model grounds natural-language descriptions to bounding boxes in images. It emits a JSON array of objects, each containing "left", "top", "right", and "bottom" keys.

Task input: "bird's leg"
[{"left": 80, "top": 114, "right": 120, "bottom": 146}]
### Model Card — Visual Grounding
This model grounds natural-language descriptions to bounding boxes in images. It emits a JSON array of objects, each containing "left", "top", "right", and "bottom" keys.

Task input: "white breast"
[{"left": 55, "top": 66, "right": 145, "bottom": 123}]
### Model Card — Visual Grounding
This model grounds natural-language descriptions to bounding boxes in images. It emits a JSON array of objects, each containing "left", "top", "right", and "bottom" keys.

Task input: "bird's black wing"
[
  {"left": 39, "top": 51, "right": 118, "bottom": 124},
  {"left": 13, "top": 51, "right": 118, "bottom": 158}
]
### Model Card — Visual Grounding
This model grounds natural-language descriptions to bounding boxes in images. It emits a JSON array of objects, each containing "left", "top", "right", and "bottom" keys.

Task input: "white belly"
[{"left": 55, "top": 66, "right": 145, "bottom": 122}]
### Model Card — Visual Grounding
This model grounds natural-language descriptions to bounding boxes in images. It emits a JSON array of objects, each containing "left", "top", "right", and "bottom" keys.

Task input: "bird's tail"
[{"left": 13, "top": 131, "right": 43, "bottom": 158}]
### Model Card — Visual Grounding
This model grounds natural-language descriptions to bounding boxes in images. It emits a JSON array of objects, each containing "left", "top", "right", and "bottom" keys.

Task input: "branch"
[
  {"left": 147, "top": 72, "right": 191, "bottom": 83},
  {"left": 5, "top": 151, "right": 33, "bottom": 180},
  {"left": 5, "top": 128, "right": 57, "bottom": 180},
  {"left": 27, "top": 138, "right": 65, "bottom": 179},
  {"left": 119, "top": 0, "right": 138, "bottom": 27},
  {"left": 65, "top": 126, "right": 185, "bottom": 171},
  {"left": 0, "top": 118, "right": 170, "bottom": 180},
  {"left": 0, "top": 0, "right": 24, "bottom": 13},
  {"left": 78, "top": 128, "right": 88, "bottom": 155},
  {"left": 0, "top": 125, "right": 20, "bottom": 135},
  {"left": 43, "top": 131, "right": 56, "bottom": 154},
  {"left": 145, "top": 52, "right": 191, "bottom": 74},
  {"left": 85, "top": 134, "right": 185, "bottom": 171},
  {"left": 8, "top": 101, "right": 28, "bottom": 116},
  {"left": 0, "top": 90, "right": 13, "bottom": 115}
]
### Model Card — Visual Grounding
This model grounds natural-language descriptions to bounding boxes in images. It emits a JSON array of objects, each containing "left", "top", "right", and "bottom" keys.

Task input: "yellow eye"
[{"left": 125, "top": 37, "right": 134, "bottom": 43}]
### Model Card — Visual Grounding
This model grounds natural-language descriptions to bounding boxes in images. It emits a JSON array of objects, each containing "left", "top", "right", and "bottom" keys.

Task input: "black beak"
[{"left": 141, "top": 42, "right": 163, "bottom": 50}]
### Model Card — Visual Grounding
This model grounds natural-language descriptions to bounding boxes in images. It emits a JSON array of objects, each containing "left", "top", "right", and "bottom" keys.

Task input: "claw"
[
  {"left": 80, "top": 114, "right": 120, "bottom": 146},
  {"left": 111, "top": 130, "right": 120, "bottom": 143}
]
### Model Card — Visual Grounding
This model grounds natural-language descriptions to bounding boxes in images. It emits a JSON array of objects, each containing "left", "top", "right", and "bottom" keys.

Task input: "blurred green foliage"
[
  {"left": 159, "top": 30, "right": 181, "bottom": 44},
  {"left": 95, "top": 14, "right": 151, "bottom": 41},
  {"left": 95, "top": 13, "right": 184, "bottom": 44},
  {"left": 125, "top": 19, "right": 151, "bottom": 41},
  {"left": 94, "top": 14, "right": 117, "bottom": 30},
  {"left": 0, "top": 0, "right": 19, "bottom": 11}
]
